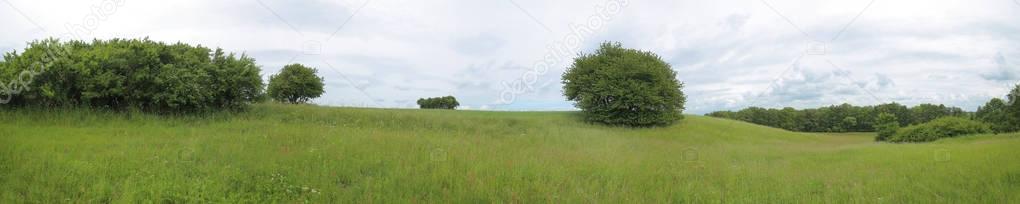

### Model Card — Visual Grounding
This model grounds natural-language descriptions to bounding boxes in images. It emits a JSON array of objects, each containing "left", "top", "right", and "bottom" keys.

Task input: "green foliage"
[
  {"left": 874, "top": 102, "right": 911, "bottom": 127},
  {"left": 707, "top": 102, "right": 965, "bottom": 133},
  {"left": 561, "top": 42, "right": 686, "bottom": 127},
  {"left": 888, "top": 117, "right": 992, "bottom": 143},
  {"left": 416, "top": 96, "right": 459, "bottom": 109},
  {"left": 874, "top": 113, "right": 899, "bottom": 141},
  {"left": 973, "top": 84, "right": 1020, "bottom": 134},
  {"left": 267, "top": 64, "right": 324, "bottom": 104},
  {"left": 1008, "top": 84, "right": 1020, "bottom": 130},
  {"left": 0, "top": 38, "right": 264, "bottom": 112},
  {"left": 909, "top": 104, "right": 964, "bottom": 125},
  {"left": 841, "top": 116, "right": 858, "bottom": 132},
  {"left": 976, "top": 98, "right": 1015, "bottom": 133}
]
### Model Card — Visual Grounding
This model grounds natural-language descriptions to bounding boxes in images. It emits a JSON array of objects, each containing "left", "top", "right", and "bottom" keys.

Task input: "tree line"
[
  {"left": 708, "top": 84, "right": 1020, "bottom": 141},
  {"left": 706, "top": 103, "right": 966, "bottom": 132},
  {"left": 0, "top": 38, "right": 336, "bottom": 113},
  {"left": 0, "top": 38, "right": 264, "bottom": 112},
  {"left": 417, "top": 96, "right": 459, "bottom": 109}
]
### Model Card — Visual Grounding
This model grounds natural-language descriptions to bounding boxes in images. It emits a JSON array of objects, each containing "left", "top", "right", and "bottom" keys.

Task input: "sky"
[{"left": 1, "top": 0, "right": 1019, "bottom": 114}]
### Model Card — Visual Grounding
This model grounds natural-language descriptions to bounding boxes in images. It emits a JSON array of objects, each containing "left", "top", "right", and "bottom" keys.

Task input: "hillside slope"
[{"left": 1, "top": 104, "right": 1018, "bottom": 203}]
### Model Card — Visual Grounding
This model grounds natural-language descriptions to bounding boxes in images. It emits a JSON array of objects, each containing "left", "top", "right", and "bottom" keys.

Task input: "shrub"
[
  {"left": 888, "top": 117, "right": 992, "bottom": 143},
  {"left": 267, "top": 64, "right": 324, "bottom": 104},
  {"left": 0, "top": 38, "right": 264, "bottom": 112},
  {"left": 417, "top": 96, "right": 459, "bottom": 109},
  {"left": 561, "top": 42, "right": 686, "bottom": 127},
  {"left": 874, "top": 113, "right": 899, "bottom": 141}
]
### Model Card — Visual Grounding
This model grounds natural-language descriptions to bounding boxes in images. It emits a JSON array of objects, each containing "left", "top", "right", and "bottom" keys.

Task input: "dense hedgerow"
[
  {"left": 562, "top": 42, "right": 686, "bottom": 127},
  {"left": 267, "top": 64, "right": 325, "bottom": 104},
  {"left": 888, "top": 117, "right": 992, "bottom": 143},
  {"left": 417, "top": 96, "right": 459, "bottom": 109},
  {"left": 0, "top": 38, "right": 264, "bottom": 112}
]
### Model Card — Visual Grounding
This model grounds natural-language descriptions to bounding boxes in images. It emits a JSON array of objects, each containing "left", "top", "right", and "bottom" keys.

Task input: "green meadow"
[{"left": 1, "top": 103, "right": 1018, "bottom": 203}]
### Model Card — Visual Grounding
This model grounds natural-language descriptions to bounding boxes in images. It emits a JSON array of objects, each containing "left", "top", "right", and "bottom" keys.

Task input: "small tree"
[
  {"left": 417, "top": 96, "right": 459, "bottom": 109},
  {"left": 874, "top": 113, "right": 899, "bottom": 141},
  {"left": 267, "top": 64, "right": 325, "bottom": 104},
  {"left": 561, "top": 42, "right": 686, "bottom": 127}
]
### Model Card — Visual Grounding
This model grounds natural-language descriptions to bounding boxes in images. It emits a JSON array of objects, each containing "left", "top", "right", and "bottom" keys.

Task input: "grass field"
[{"left": 1, "top": 103, "right": 1018, "bottom": 203}]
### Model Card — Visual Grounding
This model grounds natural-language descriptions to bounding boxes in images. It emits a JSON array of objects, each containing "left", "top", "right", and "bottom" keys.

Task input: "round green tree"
[
  {"left": 267, "top": 64, "right": 325, "bottom": 104},
  {"left": 561, "top": 42, "right": 686, "bottom": 127}
]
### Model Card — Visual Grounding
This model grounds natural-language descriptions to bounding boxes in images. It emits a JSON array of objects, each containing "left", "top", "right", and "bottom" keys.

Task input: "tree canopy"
[
  {"left": 707, "top": 103, "right": 966, "bottom": 133},
  {"left": 417, "top": 96, "right": 459, "bottom": 109},
  {"left": 0, "top": 38, "right": 264, "bottom": 112},
  {"left": 561, "top": 42, "right": 686, "bottom": 127},
  {"left": 267, "top": 64, "right": 325, "bottom": 104}
]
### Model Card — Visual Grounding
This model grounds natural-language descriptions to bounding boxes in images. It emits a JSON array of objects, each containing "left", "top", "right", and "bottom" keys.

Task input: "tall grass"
[{"left": 1, "top": 103, "right": 1018, "bottom": 203}]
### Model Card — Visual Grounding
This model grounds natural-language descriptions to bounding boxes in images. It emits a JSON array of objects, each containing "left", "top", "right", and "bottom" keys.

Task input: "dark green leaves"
[
  {"left": 0, "top": 38, "right": 265, "bottom": 113},
  {"left": 561, "top": 42, "right": 686, "bottom": 127},
  {"left": 417, "top": 96, "right": 459, "bottom": 109},
  {"left": 267, "top": 64, "right": 325, "bottom": 104},
  {"left": 888, "top": 117, "right": 991, "bottom": 143},
  {"left": 874, "top": 113, "right": 899, "bottom": 141},
  {"left": 976, "top": 85, "right": 1020, "bottom": 133}
]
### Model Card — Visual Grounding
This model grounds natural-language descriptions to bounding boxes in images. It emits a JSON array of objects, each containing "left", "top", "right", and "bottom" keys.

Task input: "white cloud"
[{"left": 1, "top": 0, "right": 1019, "bottom": 113}]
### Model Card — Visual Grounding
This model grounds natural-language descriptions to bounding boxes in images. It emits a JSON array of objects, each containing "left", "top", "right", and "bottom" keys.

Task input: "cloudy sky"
[{"left": 2, "top": 0, "right": 1018, "bottom": 113}]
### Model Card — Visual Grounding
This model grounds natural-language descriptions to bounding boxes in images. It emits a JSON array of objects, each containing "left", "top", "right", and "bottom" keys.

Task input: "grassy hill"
[{"left": 1, "top": 103, "right": 1018, "bottom": 203}]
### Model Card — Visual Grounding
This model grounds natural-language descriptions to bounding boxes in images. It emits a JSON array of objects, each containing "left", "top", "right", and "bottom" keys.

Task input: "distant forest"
[{"left": 706, "top": 103, "right": 965, "bottom": 132}]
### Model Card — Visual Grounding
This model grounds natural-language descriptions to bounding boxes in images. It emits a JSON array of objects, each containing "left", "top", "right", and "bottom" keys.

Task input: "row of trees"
[
  {"left": 0, "top": 38, "right": 264, "bottom": 112},
  {"left": 706, "top": 103, "right": 966, "bottom": 132},
  {"left": 417, "top": 96, "right": 459, "bottom": 109},
  {"left": 709, "top": 85, "right": 1020, "bottom": 142},
  {"left": 0, "top": 38, "right": 332, "bottom": 112}
]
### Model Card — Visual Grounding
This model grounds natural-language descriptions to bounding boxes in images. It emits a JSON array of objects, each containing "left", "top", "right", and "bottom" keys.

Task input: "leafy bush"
[
  {"left": 0, "top": 38, "right": 264, "bottom": 112},
  {"left": 874, "top": 113, "right": 899, "bottom": 141},
  {"left": 888, "top": 117, "right": 991, "bottom": 143},
  {"left": 267, "top": 64, "right": 324, "bottom": 104},
  {"left": 561, "top": 42, "right": 686, "bottom": 127},
  {"left": 417, "top": 96, "right": 459, "bottom": 109}
]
